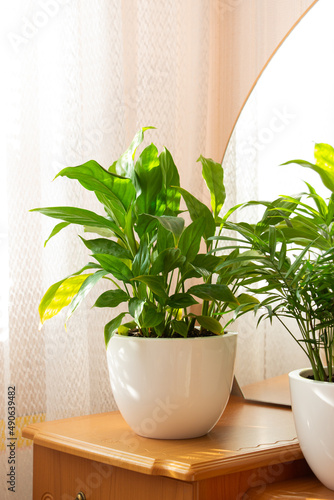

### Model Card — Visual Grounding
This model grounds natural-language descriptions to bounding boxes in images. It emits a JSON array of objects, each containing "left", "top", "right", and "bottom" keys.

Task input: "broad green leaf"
[
  {"left": 83, "top": 226, "right": 115, "bottom": 238},
  {"left": 55, "top": 160, "right": 135, "bottom": 212},
  {"left": 178, "top": 217, "right": 206, "bottom": 262},
  {"left": 118, "top": 321, "right": 137, "bottom": 336},
  {"left": 175, "top": 187, "right": 215, "bottom": 241},
  {"left": 196, "top": 315, "right": 223, "bottom": 334},
  {"left": 132, "top": 240, "right": 150, "bottom": 277},
  {"left": 31, "top": 206, "right": 124, "bottom": 240},
  {"left": 39, "top": 274, "right": 92, "bottom": 324},
  {"left": 192, "top": 254, "right": 222, "bottom": 273},
  {"left": 133, "top": 275, "right": 167, "bottom": 299},
  {"left": 93, "top": 253, "right": 133, "bottom": 283},
  {"left": 95, "top": 191, "right": 126, "bottom": 228},
  {"left": 104, "top": 312, "right": 126, "bottom": 347},
  {"left": 198, "top": 155, "right": 226, "bottom": 220},
  {"left": 94, "top": 289, "right": 129, "bottom": 308},
  {"left": 187, "top": 284, "right": 238, "bottom": 303},
  {"left": 79, "top": 237, "right": 132, "bottom": 260},
  {"left": 314, "top": 143, "right": 334, "bottom": 192},
  {"left": 66, "top": 270, "right": 107, "bottom": 322},
  {"left": 157, "top": 224, "right": 174, "bottom": 254},
  {"left": 231, "top": 293, "right": 260, "bottom": 313},
  {"left": 159, "top": 148, "right": 181, "bottom": 213},
  {"left": 167, "top": 293, "right": 198, "bottom": 309},
  {"left": 44, "top": 222, "right": 70, "bottom": 246},
  {"left": 171, "top": 320, "right": 188, "bottom": 337},
  {"left": 137, "top": 214, "right": 185, "bottom": 244},
  {"left": 150, "top": 248, "right": 185, "bottom": 276},
  {"left": 135, "top": 144, "right": 162, "bottom": 215},
  {"left": 111, "top": 127, "right": 155, "bottom": 178},
  {"left": 129, "top": 297, "right": 145, "bottom": 324},
  {"left": 141, "top": 305, "right": 165, "bottom": 328}
]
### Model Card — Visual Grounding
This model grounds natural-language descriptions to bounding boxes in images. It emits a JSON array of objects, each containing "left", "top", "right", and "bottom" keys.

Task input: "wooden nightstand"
[{"left": 23, "top": 391, "right": 316, "bottom": 500}]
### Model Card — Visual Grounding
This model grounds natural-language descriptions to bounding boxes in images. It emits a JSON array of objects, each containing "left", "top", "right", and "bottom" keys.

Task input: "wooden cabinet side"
[{"left": 32, "top": 445, "right": 197, "bottom": 500}]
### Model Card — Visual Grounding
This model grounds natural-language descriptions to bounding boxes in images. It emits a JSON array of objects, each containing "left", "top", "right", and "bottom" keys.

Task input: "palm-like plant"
[{"left": 213, "top": 143, "right": 334, "bottom": 381}]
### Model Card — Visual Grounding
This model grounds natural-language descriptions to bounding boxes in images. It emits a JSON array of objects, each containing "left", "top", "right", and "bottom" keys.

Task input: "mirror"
[{"left": 223, "top": 0, "right": 334, "bottom": 395}]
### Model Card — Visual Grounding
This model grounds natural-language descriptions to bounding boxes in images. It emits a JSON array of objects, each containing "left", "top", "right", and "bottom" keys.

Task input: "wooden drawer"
[{"left": 33, "top": 445, "right": 196, "bottom": 500}]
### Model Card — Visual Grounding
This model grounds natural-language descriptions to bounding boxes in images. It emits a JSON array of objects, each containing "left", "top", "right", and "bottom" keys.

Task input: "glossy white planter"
[
  {"left": 289, "top": 368, "right": 334, "bottom": 490},
  {"left": 107, "top": 333, "right": 237, "bottom": 439}
]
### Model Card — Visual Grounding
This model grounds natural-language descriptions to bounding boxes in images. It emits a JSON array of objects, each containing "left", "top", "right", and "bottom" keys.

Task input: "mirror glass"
[{"left": 223, "top": 0, "right": 334, "bottom": 392}]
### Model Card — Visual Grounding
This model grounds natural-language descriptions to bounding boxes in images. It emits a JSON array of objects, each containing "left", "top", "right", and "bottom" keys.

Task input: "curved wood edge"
[
  {"left": 206, "top": 0, "right": 319, "bottom": 163},
  {"left": 22, "top": 422, "right": 303, "bottom": 482}
]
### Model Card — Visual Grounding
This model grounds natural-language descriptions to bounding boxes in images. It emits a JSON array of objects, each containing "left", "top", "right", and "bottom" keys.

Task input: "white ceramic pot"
[
  {"left": 289, "top": 368, "right": 334, "bottom": 490},
  {"left": 107, "top": 332, "right": 237, "bottom": 439}
]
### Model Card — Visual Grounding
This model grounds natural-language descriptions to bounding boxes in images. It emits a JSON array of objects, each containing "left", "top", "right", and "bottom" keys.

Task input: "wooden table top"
[{"left": 23, "top": 394, "right": 303, "bottom": 482}]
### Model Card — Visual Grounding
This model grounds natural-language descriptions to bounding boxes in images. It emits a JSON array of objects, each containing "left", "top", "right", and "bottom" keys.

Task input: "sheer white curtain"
[{"left": 0, "top": 1, "right": 214, "bottom": 498}]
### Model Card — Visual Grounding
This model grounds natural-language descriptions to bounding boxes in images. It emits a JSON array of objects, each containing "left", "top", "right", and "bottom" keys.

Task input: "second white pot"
[
  {"left": 107, "top": 332, "right": 237, "bottom": 439},
  {"left": 289, "top": 368, "right": 334, "bottom": 490}
]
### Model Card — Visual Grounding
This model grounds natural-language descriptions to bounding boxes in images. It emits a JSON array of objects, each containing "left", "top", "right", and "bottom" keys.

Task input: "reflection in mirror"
[{"left": 223, "top": 0, "right": 334, "bottom": 388}]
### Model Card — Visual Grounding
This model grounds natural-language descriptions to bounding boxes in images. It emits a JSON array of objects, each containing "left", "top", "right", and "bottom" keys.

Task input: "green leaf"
[
  {"left": 198, "top": 155, "right": 226, "bottom": 220},
  {"left": 55, "top": 160, "right": 135, "bottom": 212},
  {"left": 187, "top": 284, "right": 238, "bottom": 303},
  {"left": 260, "top": 197, "right": 299, "bottom": 226},
  {"left": 175, "top": 187, "right": 215, "bottom": 241},
  {"left": 83, "top": 226, "right": 115, "bottom": 238},
  {"left": 167, "top": 293, "right": 198, "bottom": 309},
  {"left": 192, "top": 254, "right": 222, "bottom": 274},
  {"left": 31, "top": 206, "right": 124, "bottom": 240},
  {"left": 157, "top": 224, "right": 175, "bottom": 254},
  {"left": 178, "top": 217, "right": 206, "bottom": 262},
  {"left": 66, "top": 270, "right": 107, "bottom": 322},
  {"left": 129, "top": 297, "right": 145, "bottom": 324},
  {"left": 150, "top": 248, "right": 185, "bottom": 276},
  {"left": 268, "top": 226, "right": 277, "bottom": 260},
  {"left": 44, "top": 222, "right": 70, "bottom": 246},
  {"left": 104, "top": 313, "right": 126, "bottom": 347},
  {"left": 314, "top": 143, "right": 334, "bottom": 192},
  {"left": 79, "top": 237, "right": 132, "bottom": 260},
  {"left": 159, "top": 148, "right": 181, "bottom": 213},
  {"left": 171, "top": 320, "right": 188, "bottom": 337},
  {"left": 94, "top": 289, "right": 129, "bottom": 308},
  {"left": 196, "top": 315, "right": 223, "bottom": 334},
  {"left": 137, "top": 214, "right": 184, "bottom": 244},
  {"left": 133, "top": 275, "right": 167, "bottom": 299},
  {"left": 141, "top": 305, "right": 165, "bottom": 328},
  {"left": 282, "top": 147, "right": 334, "bottom": 193},
  {"left": 135, "top": 144, "right": 162, "bottom": 215},
  {"left": 93, "top": 254, "right": 133, "bottom": 283},
  {"left": 39, "top": 274, "right": 92, "bottom": 324},
  {"left": 231, "top": 293, "right": 260, "bottom": 313},
  {"left": 132, "top": 240, "right": 150, "bottom": 277},
  {"left": 111, "top": 127, "right": 155, "bottom": 178}
]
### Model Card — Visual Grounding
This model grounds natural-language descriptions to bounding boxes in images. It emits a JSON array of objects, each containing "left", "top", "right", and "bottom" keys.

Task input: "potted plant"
[
  {"left": 213, "top": 142, "right": 334, "bottom": 488},
  {"left": 32, "top": 127, "right": 254, "bottom": 439}
]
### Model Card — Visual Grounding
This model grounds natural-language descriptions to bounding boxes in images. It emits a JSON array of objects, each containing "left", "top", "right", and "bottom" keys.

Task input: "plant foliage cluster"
[
  {"left": 32, "top": 127, "right": 255, "bottom": 345},
  {"left": 213, "top": 143, "right": 334, "bottom": 381},
  {"left": 33, "top": 127, "right": 334, "bottom": 381}
]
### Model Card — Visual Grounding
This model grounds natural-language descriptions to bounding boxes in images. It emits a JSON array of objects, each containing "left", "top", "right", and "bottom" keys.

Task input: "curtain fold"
[
  {"left": 1, "top": 1, "right": 320, "bottom": 498},
  {"left": 1, "top": 1, "right": 215, "bottom": 497}
]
